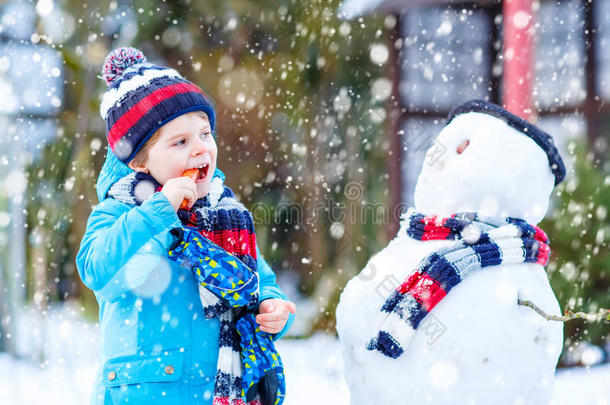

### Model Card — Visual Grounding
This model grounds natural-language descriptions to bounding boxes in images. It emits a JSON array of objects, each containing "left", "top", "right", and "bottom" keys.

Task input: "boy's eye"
[
  {"left": 200, "top": 131, "right": 211, "bottom": 138},
  {"left": 174, "top": 138, "right": 186, "bottom": 146}
]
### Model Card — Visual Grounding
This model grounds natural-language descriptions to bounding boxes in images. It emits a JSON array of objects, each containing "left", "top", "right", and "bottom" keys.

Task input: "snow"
[
  {"left": 0, "top": 303, "right": 608, "bottom": 405},
  {"left": 551, "top": 365, "right": 610, "bottom": 405},
  {"left": 337, "top": 0, "right": 385, "bottom": 20},
  {"left": 336, "top": 110, "right": 565, "bottom": 404},
  {"left": 0, "top": 303, "right": 98, "bottom": 404}
]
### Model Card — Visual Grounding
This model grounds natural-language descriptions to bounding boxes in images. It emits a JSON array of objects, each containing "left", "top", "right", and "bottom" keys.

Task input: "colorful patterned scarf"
[
  {"left": 367, "top": 211, "right": 550, "bottom": 359},
  {"left": 107, "top": 171, "right": 284, "bottom": 405}
]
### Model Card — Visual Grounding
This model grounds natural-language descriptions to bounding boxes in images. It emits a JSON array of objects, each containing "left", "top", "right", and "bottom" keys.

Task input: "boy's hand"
[
  {"left": 256, "top": 299, "right": 296, "bottom": 334},
  {"left": 161, "top": 176, "right": 198, "bottom": 211}
]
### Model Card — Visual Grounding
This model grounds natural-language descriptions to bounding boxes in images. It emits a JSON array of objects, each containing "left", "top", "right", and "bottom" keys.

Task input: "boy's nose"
[{"left": 191, "top": 136, "right": 207, "bottom": 155}]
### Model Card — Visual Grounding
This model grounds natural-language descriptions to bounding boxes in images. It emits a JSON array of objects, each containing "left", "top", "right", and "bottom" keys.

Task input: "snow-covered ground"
[{"left": 0, "top": 303, "right": 608, "bottom": 405}]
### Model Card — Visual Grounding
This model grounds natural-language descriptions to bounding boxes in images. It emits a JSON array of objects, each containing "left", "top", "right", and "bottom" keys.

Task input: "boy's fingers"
[
  {"left": 257, "top": 302, "right": 296, "bottom": 322},
  {"left": 178, "top": 176, "right": 196, "bottom": 185},
  {"left": 262, "top": 301, "right": 295, "bottom": 313},
  {"left": 261, "top": 304, "right": 275, "bottom": 313},
  {"left": 259, "top": 320, "right": 285, "bottom": 331},
  {"left": 259, "top": 320, "right": 285, "bottom": 329},
  {"left": 256, "top": 312, "right": 287, "bottom": 323},
  {"left": 190, "top": 191, "right": 197, "bottom": 207},
  {"left": 185, "top": 189, "right": 196, "bottom": 204},
  {"left": 259, "top": 326, "right": 280, "bottom": 333}
]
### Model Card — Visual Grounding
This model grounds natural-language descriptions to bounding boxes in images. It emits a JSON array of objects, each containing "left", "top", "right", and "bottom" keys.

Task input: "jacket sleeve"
[
  {"left": 76, "top": 192, "right": 181, "bottom": 303},
  {"left": 256, "top": 245, "right": 295, "bottom": 340}
]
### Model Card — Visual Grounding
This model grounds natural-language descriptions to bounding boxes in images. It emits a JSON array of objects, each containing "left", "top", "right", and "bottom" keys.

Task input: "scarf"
[
  {"left": 367, "top": 211, "right": 551, "bottom": 359},
  {"left": 107, "top": 171, "right": 284, "bottom": 405}
]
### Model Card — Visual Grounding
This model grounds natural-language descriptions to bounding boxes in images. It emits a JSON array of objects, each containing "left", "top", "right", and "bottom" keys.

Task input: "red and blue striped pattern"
[
  {"left": 100, "top": 47, "right": 216, "bottom": 163},
  {"left": 178, "top": 185, "right": 258, "bottom": 272},
  {"left": 367, "top": 211, "right": 551, "bottom": 359},
  {"left": 106, "top": 78, "right": 215, "bottom": 162}
]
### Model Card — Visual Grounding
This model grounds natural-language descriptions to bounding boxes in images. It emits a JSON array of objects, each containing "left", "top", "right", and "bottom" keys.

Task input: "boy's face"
[{"left": 129, "top": 111, "right": 218, "bottom": 199}]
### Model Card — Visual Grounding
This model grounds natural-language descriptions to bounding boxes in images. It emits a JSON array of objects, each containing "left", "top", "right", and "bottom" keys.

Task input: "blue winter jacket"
[{"left": 76, "top": 149, "right": 294, "bottom": 404}]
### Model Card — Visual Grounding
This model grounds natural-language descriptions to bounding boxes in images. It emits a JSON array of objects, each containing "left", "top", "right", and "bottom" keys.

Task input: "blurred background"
[{"left": 0, "top": 0, "right": 608, "bottom": 403}]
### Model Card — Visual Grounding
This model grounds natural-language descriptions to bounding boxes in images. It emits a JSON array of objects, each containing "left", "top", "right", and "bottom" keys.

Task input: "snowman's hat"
[{"left": 446, "top": 100, "right": 566, "bottom": 186}]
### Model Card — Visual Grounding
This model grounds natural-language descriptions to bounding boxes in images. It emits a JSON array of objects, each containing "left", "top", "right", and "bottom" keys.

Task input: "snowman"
[{"left": 336, "top": 100, "right": 566, "bottom": 405}]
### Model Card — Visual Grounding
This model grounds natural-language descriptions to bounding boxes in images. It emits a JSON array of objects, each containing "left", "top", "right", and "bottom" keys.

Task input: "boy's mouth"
[{"left": 196, "top": 163, "right": 210, "bottom": 181}]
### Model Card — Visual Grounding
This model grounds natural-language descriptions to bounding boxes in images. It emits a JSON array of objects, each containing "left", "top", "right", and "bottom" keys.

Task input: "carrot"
[{"left": 179, "top": 168, "right": 199, "bottom": 209}]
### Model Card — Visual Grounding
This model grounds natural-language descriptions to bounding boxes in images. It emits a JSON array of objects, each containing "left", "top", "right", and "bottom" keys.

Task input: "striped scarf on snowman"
[{"left": 367, "top": 211, "right": 551, "bottom": 359}]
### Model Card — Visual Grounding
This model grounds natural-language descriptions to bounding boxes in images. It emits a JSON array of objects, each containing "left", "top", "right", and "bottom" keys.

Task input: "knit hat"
[
  {"left": 446, "top": 100, "right": 566, "bottom": 186},
  {"left": 99, "top": 47, "right": 216, "bottom": 163}
]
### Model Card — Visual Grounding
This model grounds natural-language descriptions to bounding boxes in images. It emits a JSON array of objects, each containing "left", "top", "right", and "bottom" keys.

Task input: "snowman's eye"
[{"left": 457, "top": 139, "right": 470, "bottom": 155}]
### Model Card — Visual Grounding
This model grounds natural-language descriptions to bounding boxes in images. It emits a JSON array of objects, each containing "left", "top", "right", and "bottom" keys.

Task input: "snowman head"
[{"left": 414, "top": 100, "right": 566, "bottom": 224}]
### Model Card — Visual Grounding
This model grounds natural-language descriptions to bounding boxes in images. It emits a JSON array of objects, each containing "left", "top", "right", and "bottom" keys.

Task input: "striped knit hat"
[{"left": 100, "top": 47, "right": 216, "bottom": 163}]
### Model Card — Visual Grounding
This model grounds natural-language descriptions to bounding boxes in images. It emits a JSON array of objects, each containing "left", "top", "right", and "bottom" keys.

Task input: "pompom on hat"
[{"left": 99, "top": 47, "right": 216, "bottom": 163}]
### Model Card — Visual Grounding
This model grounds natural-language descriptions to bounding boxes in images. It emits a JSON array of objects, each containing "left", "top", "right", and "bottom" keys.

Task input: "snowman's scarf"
[
  {"left": 107, "top": 172, "right": 265, "bottom": 405},
  {"left": 367, "top": 211, "right": 550, "bottom": 359}
]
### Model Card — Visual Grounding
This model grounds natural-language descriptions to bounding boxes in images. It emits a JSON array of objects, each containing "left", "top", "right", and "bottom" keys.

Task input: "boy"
[{"left": 76, "top": 47, "right": 295, "bottom": 405}]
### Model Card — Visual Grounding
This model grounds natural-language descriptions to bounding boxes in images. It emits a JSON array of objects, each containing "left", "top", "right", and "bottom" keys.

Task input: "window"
[
  {"left": 534, "top": 0, "right": 586, "bottom": 109},
  {"left": 595, "top": 0, "right": 610, "bottom": 100},
  {"left": 399, "top": 7, "right": 492, "bottom": 111}
]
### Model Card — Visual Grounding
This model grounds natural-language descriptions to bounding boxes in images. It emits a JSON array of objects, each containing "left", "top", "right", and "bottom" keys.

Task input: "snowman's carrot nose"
[{"left": 456, "top": 139, "right": 470, "bottom": 155}]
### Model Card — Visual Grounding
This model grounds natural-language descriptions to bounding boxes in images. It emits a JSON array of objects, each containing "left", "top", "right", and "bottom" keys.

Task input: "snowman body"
[{"left": 336, "top": 108, "right": 565, "bottom": 405}]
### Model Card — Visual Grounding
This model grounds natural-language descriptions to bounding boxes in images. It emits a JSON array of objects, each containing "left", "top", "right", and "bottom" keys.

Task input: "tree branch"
[{"left": 518, "top": 298, "right": 610, "bottom": 323}]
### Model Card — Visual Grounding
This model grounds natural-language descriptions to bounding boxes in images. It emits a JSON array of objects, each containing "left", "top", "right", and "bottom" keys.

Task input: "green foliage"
[
  {"left": 540, "top": 139, "right": 610, "bottom": 359},
  {"left": 18, "top": 1, "right": 392, "bottom": 328},
  {"left": 17, "top": 1, "right": 609, "bottom": 347}
]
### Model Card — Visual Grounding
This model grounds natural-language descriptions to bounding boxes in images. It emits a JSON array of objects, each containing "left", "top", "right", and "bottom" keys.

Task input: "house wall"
[{"left": 390, "top": 0, "right": 609, "bottom": 214}]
